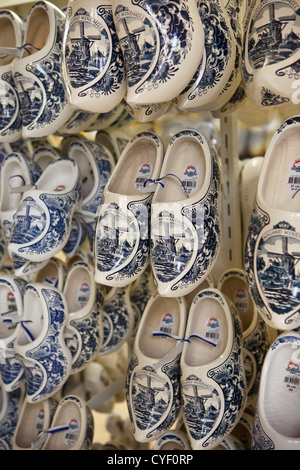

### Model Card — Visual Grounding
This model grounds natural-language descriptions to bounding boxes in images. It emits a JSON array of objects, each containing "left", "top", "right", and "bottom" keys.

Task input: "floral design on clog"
[
  {"left": 63, "top": 3, "right": 125, "bottom": 112},
  {"left": 126, "top": 351, "right": 182, "bottom": 442}
]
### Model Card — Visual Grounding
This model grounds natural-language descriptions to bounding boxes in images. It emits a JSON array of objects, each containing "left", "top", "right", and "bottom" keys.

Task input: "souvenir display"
[{"left": 0, "top": 0, "right": 299, "bottom": 452}]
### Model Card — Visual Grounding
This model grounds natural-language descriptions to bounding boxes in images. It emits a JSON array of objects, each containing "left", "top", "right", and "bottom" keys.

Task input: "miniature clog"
[
  {"left": 0, "top": 9, "right": 24, "bottom": 143},
  {"left": 99, "top": 285, "right": 135, "bottom": 356},
  {"left": 126, "top": 292, "right": 187, "bottom": 442},
  {"left": 0, "top": 383, "right": 24, "bottom": 450},
  {"left": 8, "top": 158, "right": 82, "bottom": 263},
  {"left": 245, "top": 115, "right": 300, "bottom": 330},
  {"left": 94, "top": 131, "right": 163, "bottom": 287},
  {"left": 63, "top": 261, "right": 104, "bottom": 374},
  {"left": 14, "top": 283, "right": 72, "bottom": 403},
  {"left": 68, "top": 139, "right": 115, "bottom": 250},
  {"left": 176, "top": 0, "right": 236, "bottom": 112},
  {"left": 218, "top": 268, "right": 270, "bottom": 403},
  {"left": 0, "top": 274, "right": 27, "bottom": 392},
  {"left": 41, "top": 395, "right": 94, "bottom": 450},
  {"left": 62, "top": 0, "right": 126, "bottom": 114},
  {"left": 150, "top": 129, "right": 221, "bottom": 297},
  {"left": 252, "top": 332, "right": 300, "bottom": 450},
  {"left": 242, "top": 0, "right": 300, "bottom": 108},
  {"left": 0, "top": 152, "right": 41, "bottom": 244},
  {"left": 112, "top": 0, "right": 204, "bottom": 107},
  {"left": 11, "top": 1, "right": 74, "bottom": 139},
  {"left": 180, "top": 288, "right": 246, "bottom": 450},
  {"left": 12, "top": 396, "right": 58, "bottom": 450}
]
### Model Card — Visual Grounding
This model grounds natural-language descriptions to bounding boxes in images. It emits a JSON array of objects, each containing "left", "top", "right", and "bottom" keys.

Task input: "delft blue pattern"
[
  {"left": 60, "top": 395, "right": 94, "bottom": 450},
  {"left": 182, "top": 293, "right": 246, "bottom": 448},
  {"left": 243, "top": 0, "right": 300, "bottom": 106},
  {"left": 182, "top": 0, "right": 232, "bottom": 100},
  {"left": 15, "top": 286, "right": 70, "bottom": 402},
  {"left": 0, "top": 70, "right": 22, "bottom": 140},
  {"left": 2, "top": 152, "right": 41, "bottom": 242},
  {"left": 126, "top": 350, "right": 181, "bottom": 440},
  {"left": 151, "top": 132, "right": 220, "bottom": 293},
  {"left": 0, "top": 277, "right": 27, "bottom": 391},
  {"left": 64, "top": 5, "right": 125, "bottom": 98},
  {"left": 245, "top": 205, "right": 300, "bottom": 326},
  {"left": 0, "top": 385, "right": 24, "bottom": 450},
  {"left": 114, "top": 0, "right": 196, "bottom": 93},
  {"left": 100, "top": 287, "right": 132, "bottom": 355},
  {"left": 96, "top": 195, "right": 152, "bottom": 283},
  {"left": 13, "top": 6, "right": 68, "bottom": 132},
  {"left": 66, "top": 283, "right": 105, "bottom": 373},
  {"left": 63, "top": 215, "right": 85, "bottom": 257},
  {"left": 11, "top": 176, "right": 82, "bottom": 259}
]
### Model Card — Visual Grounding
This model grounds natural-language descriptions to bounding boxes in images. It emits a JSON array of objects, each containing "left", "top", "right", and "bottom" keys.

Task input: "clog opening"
[
  {"left": 219, "top": 276, "right": 253, "bottom": 331},
  {"left": 0, "top": 17, "right": 16, "bottom": 66},
  {"left": 69, "top": 146, "right": 94, "bottom": 200},
  {"left": 139, "top": 296, "right": 181, "bottom": 360},
  {"left": 155, "top": 136, "right": 206, "bottom": 203},
  {"left": 36, "top": 160, "right": 77, "bottom": 192},
  {"left": 260, "top": 127, "right": 300, "bottom": 212},
  {"left": 43, "top": 401, "right": 81, "bottom": 450},
  {"left": 16, "top": 289, "right": 43, "bottom": 345},
  {"left": 108, "top": 137, "right": 158, "bottom": 195},
  {"left": 264, "top": 342, "right": 300, "bottom": 439},
  {"left": 0, "top": 284, "right": 17, "bottom": 339},
  {"left": 184, "top": 297, "right": 228, "bottom": 367},
  {"left": 35, "top": 259, "right": 59, "bottom": 286},
  {"left": 14, "top": 402, "right": 46, "bottom": 448},
  {"left": 64, "top": 266, "right": 92, "bottom": 313},
  {"left": 1, "top": 160, "right": 27, "bottom": 211},
  {"left": 22, "top": 7, "right": 50, "bottom": 57}
]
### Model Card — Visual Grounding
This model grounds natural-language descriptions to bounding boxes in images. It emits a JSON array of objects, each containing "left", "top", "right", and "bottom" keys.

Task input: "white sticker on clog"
[
  {"left": 63, "top": 419, "right": 80, "bottom": 446},
  {"left": 182, "top": 165, "right": 199, "bottom": 195},
  {"left": 76, "top": 282, "right": 90, "bottom": 307},
  {"left": 7, "top": 292, "right": 16, "bottom": 310},
  {"left": 233, "top": 288, "right": 249, "bottom": 314},
  {"left": 134, "top": 163, "right": 152, "bottom": 190},
  {"left": 205, "top": 317, "right": 221, "bottom": 345},
  {"left": 284, "top": 360, "right": 300, "bottom": 392},
  {"left": 287, "top": 159, "right": 300, "bottom": 191},
  {"left": 35, "top": 408, "right": 45, "bottom": 435},
  {"left": 158, "top": 312, "right": 175, "bottom": 335}
]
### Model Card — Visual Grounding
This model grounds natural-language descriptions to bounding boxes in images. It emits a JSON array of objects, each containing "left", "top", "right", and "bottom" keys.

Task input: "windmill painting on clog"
[
  {"left": 112, "top": 0, "right": 204, "bottom": 106},
  {"left": 11, "top": 1, "right": 74, "bottom": 139},
  {"left": 242, "top": 0, "right": 300, "bottom": 108},
  {"left": 245, "top": 115, "right": 300, "bottom": 331},
  {"left": 62, "top": 0, "right": 126, "bottom": 114},
  {"left": 150, "top": 129, "right": 221, "bottom": 298}
]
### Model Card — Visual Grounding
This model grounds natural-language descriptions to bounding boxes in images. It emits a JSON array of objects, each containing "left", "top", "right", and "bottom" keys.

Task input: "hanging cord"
[
  {"left": 0, "top": 43, "right": 41, "bottom": 59},
  {"left": 153, "top": 331, "right": 218, "bottom": 348},
  {"left": 3, "top": 318, "right": 34, "bottom": 341},
  {"left": 31, "top": 424, "right": 71, "bottom": 450},
  {"left": 140, "top": 173, "right": 190, "bottom": 198}
]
